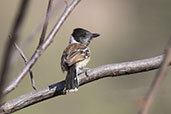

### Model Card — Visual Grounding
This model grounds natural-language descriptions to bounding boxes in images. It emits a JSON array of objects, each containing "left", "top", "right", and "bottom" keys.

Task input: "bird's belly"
[
  {"left": 77, "top": 57, "right": 90, "bottom": 67},
  {"left": 76, "top": 57, "right": 90, "bottom": 73}
]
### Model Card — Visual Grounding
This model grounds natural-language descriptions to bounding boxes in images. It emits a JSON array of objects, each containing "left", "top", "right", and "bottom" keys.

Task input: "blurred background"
[{"left": 0, "top": 0, "right": 171, "bottom": 114}]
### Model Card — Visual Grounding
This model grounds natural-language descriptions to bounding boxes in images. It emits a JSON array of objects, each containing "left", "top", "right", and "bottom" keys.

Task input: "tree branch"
[
  {"left": 11, "top": 39, "right": 36, "bottom": 90},
  {"left": 11, "top": 1, "right": 63, "bottom": 65},
  {"left": 38, "top": 0, "right": 53, "bottom": 47},
  {"left": 0, "top": 55, "right": 168, "bottom": 114},
  {"left": 138, "top": 39, "right": 171, "bottom": 114},
  {"left": 2, "top": 0, "right": 81, "bottom": 96},
  {"left": 0, "top": 0, "right": 30, "bottom": 102}
]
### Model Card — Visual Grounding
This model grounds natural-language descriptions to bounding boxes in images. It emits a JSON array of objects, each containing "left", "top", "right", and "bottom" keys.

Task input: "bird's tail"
[{"left": 65, "top": 65, "right": 78, "bottom": 92}]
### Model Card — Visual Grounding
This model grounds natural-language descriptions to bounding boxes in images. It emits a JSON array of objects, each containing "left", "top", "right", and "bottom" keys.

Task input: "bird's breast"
[{"left": 76, "top": 57, "right": 90, "bottom": 68}]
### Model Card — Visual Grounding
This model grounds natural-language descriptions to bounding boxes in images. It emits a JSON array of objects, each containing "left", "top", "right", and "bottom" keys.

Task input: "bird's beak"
[{"left": 91, "top": 33, "right": 100, "bottom": 38}]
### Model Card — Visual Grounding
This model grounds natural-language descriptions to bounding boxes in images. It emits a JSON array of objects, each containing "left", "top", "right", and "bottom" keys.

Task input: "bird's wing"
[{"left": 61, "top": 43, "right": 90, "bottom": 71}]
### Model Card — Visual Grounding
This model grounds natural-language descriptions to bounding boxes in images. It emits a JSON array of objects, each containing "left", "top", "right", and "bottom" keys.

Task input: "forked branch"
[{"left": 2, "top": 0, "right": 81, "bottom": 96}]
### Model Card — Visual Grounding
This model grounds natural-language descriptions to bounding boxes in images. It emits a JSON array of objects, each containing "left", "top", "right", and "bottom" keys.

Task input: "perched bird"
[{"left": 61, "top": 28, "right": 100, "bottom": 92}]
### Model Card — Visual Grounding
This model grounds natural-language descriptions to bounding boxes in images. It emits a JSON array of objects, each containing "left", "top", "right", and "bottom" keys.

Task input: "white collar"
[{"left": 69, "top": 35, "right": 79, "bottom": 44}]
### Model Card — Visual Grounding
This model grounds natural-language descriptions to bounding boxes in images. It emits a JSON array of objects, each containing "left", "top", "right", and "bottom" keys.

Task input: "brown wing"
[{"left": 61, "top": 43, "right": 90, "bottom": 72}]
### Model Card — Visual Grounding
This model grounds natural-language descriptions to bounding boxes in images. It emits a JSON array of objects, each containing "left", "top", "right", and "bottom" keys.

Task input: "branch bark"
[
  {"left": 2, "top": 0, "right": 81, "bottom": 96},
  {"left": 0, "top": 55, "right": 167, "bottom": 114}
]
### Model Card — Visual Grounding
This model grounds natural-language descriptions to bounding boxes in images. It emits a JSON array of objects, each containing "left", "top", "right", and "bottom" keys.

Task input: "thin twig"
[
  {"left": 0, "top": 0, "right": 30, "bottom": 102},
  {"left": 38, "top": 0, "right": 53, "bottom": 47},
  {"left": 0, "top": 55, "right": 169, "bottom": 114},
  {"left": 19, "top": 0, "right": 54, "bottom": 90},
  {"left": 138, "top": 39, "right": 171, "bottom": 114},
  {"left": 11, "top": 1, "right": 63, "bottom": 64},
  {"left": 2, "top": 0, "right": 81, "bottom": 96},
  {"left": 23, "top": 0, "right": 62, "bottom": 48},
  {"left": 11, "top": 39, "right": 37, "bottom": 90}
]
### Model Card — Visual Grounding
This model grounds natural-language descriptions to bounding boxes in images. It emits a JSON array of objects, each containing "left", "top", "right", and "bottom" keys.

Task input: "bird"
[{"left": 61, "top": 28, "right": 100, "bottom": 92}]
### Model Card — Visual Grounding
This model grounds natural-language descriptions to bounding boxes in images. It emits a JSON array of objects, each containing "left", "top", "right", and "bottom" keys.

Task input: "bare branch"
[
  {"left": 0, "top": 55, "right": 168, "bottom": 114},
  {"left": 38, "top": 0, "right": 53, "bottom": 47},
  {"left": 18, "top": 0, "right": 54, "bottom": 90},
  {"left": 2, "top": 0, "right": 81, "bottom": 96},
  {"left": 138, "top": 40, "right": 171, "bottom": 114},
  {"left": 20, "top": 0, "right": 62, "bottom": 50},
  {"left": 11, "top": 1, "right": 63, "bottom": 68},
  {"left": 0, "top": 0, "right": 30, "bottom": 102},
  {"left": 11, "top": 40, "right": 37, "bottom": 90},
  {"left": 13, "top": 42, "right": 27, "bottom": 63}
]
